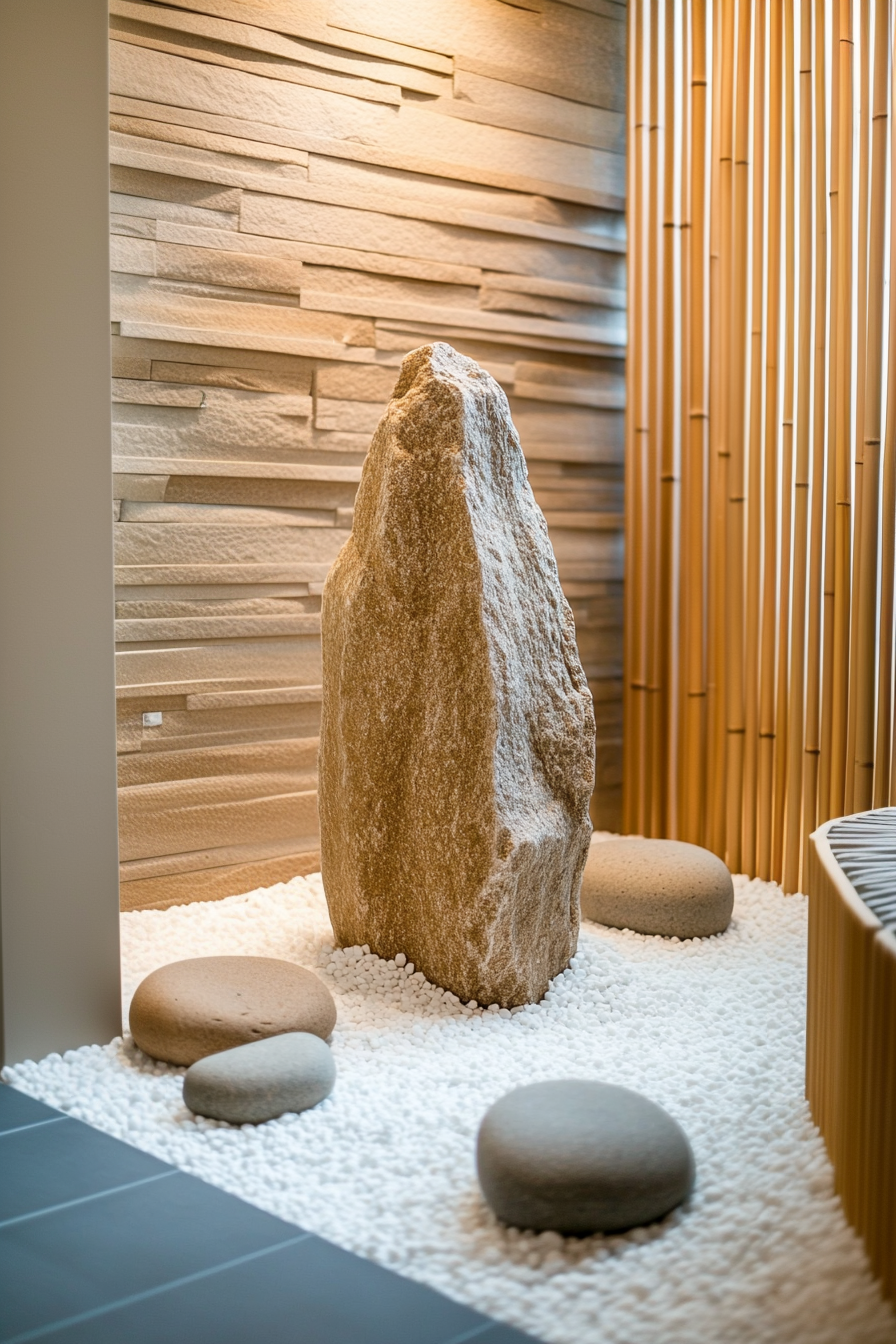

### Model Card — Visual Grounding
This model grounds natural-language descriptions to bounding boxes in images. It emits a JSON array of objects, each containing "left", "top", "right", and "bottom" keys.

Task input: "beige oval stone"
[
  {"left": 580, "top": 837, "right": 734, "bottom": 939},
  {"left": 129, "top": 956, "right": 337, "bottom": 1066}
]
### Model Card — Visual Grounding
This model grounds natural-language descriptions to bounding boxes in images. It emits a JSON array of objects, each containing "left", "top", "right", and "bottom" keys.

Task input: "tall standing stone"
[{"left": 318, "top": 344, "right": 595, "bottom": 1007}]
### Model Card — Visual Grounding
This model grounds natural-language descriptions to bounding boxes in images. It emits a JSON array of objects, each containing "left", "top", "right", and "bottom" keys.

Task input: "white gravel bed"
[{"left": 5, "top": 868, "right": 895, "bottom": 1344}]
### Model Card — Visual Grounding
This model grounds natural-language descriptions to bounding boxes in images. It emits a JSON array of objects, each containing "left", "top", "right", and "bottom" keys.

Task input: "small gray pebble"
[
  {"left": 183, "top": 1031, "right": 335, "bottom": 1125},
  {"left": 477, "top": 1079, "right": 695, "bottom": 1234},
  {"left": 580, "top": 836, "right": 734, "bottom": 939}
]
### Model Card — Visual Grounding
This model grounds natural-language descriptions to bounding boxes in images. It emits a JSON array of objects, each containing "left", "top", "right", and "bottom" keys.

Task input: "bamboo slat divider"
[
  {"left": 783, "top": 0, "right": 816, "bottom": 894},
  {"left": 830, "top": 0, "right": 856, "bottom": 823},
  {"left": 646, "top": 0, "right": 664, "bottom": 839},
  {"left": 802, "top": 0, "right": 831, "bottom": 883},
  {"left": 853, "top": 0, "right": 874, "bottom": 812},
  {"left": 624, "top": 0, "right": 645, "bottom": 835},
  {"left": 644, "top": 0, "right": 663, "bottom": 838},
  {"left": 657, "top": 0, "right": 678, "bottom": 838},
  {"left": 854, "top": 0, "right": 889, "bottom": 812},
  {"left": 819, "top": 0, "right": 841, "bottom": 830},
  {"left": 771, "top": 0, "right": 798, "bottom": 882},
  {"left": 844, "top": 0, "right": 873, "bottom": 820},
  {"left": 878, "top": 4, "right": 896, "bottom": 806},
  {"left": 705, "top": 0, "right": 731, "bottom": 858},
  {"left": 627, "top": 0, "right": 896, "bottom": 893},
  {"left": 742, "top": 0, "right": 767, "bottom": 876},
  {"left": 675, "top": 0, "right": 692, "bottom": 841},
  {"left": 756, "top": 0, "right": 784, "bottom": 880},
  {"left": 679, "top": 0, "right": 710, "bottom": 845},
  {"left": 723, "top": 0, "right": 751, "bottom": 874}
]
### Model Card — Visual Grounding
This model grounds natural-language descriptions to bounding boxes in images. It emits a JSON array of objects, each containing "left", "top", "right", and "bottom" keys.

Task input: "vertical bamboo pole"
[
  {"left": 829, "top": 0, "right": 855, "bottom": 822},
  {"left": 803, "top": 0, "right": 830, "bottom": 871},
  {"left": 878, "top": 2, "right": 896, "bottom": 805},
  {"left": 675, "top": 0, "right": 691, "bottom": 839},
  {"left": 623, "top": 0, "right": 639, "bottom": 833},
  {"left": 784, "top": 0, "right": 815, "bottom": 893},
  {"left": 705, "top": 0, "right": 730, "bottom": 857},
  {"left": 772, "top": 0, "right": 798, "bottom": 883},
  {"left": 724, "top": 0, "right": 751, "bottom": 873},
  {"left": 743, "top": 0, "right": 768, "bottom": 876},
  {"left": 845, "top": 0, "right": 873, "bottom": 815},
  {"left": 657, "top": 0, "right": 679, "bottom": 837},
  {"left": 758, "top": 0, "right": 784, "bottom": 880},
  {"left": 854, "top": 0, "right": 888, "bottom": 812},
  {"left": 680, "top": 0, "right": 710, "bottom": 845},
  {"left": 819, "top": 0, "right": 841, "bottom": 826},
  {"left": 625, "top": 0, "right": 650, "bottom": 836},
  {"left": 645, "top": 0, "right": 665, "bottom": 837}
]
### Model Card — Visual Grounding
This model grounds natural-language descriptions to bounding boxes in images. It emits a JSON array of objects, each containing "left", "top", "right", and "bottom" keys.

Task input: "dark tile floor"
[{"left": 0, "top": 1083, "right": 540, "bottom": 1344}]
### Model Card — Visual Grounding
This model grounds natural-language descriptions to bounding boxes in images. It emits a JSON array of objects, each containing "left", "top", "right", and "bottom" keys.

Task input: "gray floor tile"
[
  {"left": 0, "top": 1117, "right": 170, "bottom": 1225},
  {"left": 21, "top": 1232, "right": 502, "bottom": 1344},
  {"left": 0, "top": 1171, "right": 304, "bottom": 1341},
  {"left": 0, "top": 1086, "right": 61, "bottom": 1135}
]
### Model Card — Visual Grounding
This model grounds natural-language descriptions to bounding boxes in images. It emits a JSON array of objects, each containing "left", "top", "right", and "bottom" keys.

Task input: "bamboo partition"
[{"left": 627, "top": 0, "right": 896, "bottom": 892}]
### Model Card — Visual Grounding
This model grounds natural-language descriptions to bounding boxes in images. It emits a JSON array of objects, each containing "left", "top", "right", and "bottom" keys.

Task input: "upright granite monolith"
[{"left": 318, "top": 343, "right": 595, "bottom": 1007}]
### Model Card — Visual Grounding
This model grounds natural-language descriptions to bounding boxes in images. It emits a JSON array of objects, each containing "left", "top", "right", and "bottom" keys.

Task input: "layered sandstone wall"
[{"left": 110, "top": 0, "right": 626, "bottom": 910}]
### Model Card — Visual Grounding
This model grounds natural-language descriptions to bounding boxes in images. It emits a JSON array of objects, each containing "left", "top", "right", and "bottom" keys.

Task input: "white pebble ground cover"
[{"left": 6, "top": 867, "right": 896, "bottom": 1344}]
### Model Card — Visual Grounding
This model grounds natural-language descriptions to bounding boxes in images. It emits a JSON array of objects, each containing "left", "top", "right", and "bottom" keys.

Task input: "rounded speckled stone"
[
  {"left": 476, "top": 1080, "right": 695, "bottom": 1235},
  {"left": 580, "top": 837, "right": 734, "bottom": 939},
  {"left": 183, "top": 1032, "right": 335, "bottom": 1126},
  {"left": 129, "top": 956, "right": 337, "bottom": 1066}
]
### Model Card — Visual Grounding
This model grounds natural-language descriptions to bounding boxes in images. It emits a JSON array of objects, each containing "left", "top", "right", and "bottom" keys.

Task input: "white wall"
[{"left": 0, "top": 0, "right": 122, "bottom": 1064}]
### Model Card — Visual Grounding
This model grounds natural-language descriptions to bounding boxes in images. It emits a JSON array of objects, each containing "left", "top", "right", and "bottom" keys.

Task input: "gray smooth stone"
[
  {"left": 476, "top": 1080, "right": 695, "bottom": 1234},
  {"left": 183, "top": 1031, "right": 335, "bottom": 1125},
  {"left": 580, "top": 836, "right": 734, "bottom": 938}
]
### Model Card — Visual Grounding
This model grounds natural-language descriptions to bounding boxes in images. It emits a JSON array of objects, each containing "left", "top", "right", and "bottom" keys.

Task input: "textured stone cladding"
[{"left": 319, "top": 343, "right": 595, "bottom": 1007}]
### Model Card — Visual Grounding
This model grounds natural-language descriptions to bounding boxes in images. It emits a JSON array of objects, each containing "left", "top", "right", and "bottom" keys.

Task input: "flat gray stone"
[
  {"left": 182, "top": 1031, "right": 335, "bottom": 1125},
  {"left": 580, "top": 837, "right": 734, "bottom": 938},
  {"left": 476, "top": 1080, "right": 694, "bottom": 1234}
]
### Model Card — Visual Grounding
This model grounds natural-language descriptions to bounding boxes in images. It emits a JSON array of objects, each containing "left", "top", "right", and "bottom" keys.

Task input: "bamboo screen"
[{"left": 626, "top": 0, "right": 896, "bottom": 892}]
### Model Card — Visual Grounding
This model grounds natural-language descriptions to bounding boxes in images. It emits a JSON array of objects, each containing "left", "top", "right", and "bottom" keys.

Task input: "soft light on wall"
[
  {"left": 626, "top": 0, "right": 896, "bottom": 891},
  {"left": 109, "top": 0, "right": 627, "bottom": 909}
]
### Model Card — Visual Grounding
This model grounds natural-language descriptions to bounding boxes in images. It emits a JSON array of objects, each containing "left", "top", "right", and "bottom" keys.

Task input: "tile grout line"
[
  {"left": 4, "top": 1232, "right": 313, "bottom": 1344},
  {"left": 0, "top": 1116, "right": 66, "bottom": 1139},
  {"left": 442, "top": 1323, "right": 500, "bottom": 1344},
  {"left": 0, "top": 1170, "right": 177, "bottom": 1231}
]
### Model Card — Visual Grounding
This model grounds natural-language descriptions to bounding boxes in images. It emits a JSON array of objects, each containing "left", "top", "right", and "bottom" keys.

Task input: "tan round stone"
[
  {"left": 129, "top": 956, "right": 337, "bottom": 1066},
  {"left": 580, "top": 837, "right": 734, "bottom": 939}
]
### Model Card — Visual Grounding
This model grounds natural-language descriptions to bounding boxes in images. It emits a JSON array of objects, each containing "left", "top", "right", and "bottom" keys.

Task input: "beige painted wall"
[
  {"left": 0, "top": 0, "right": 121, "bottom": 1064},
  {"left": 111, "top": 0, "right": 627, "bottom": 910}
]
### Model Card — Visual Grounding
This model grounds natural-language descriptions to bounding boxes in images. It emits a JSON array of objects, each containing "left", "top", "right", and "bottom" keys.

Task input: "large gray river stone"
[
  {"left": 183, "top": 1032, "right": 335, "bottom": 1125},
  {"left": 476, "top": 1080, "right": 695, "bottom": 1234},
  {"left": 319, "top": 343, "right": 595, "bottom": 1008},
  {"left": 580, "top": 836, "right": 734, "bottom": 938}
]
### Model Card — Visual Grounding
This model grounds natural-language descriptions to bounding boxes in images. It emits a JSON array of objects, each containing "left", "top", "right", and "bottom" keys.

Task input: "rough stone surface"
[
  {"left": 129, "top": 955, "right": 337, "bottom": 1065},
  {"left": 580, "top": 837, "right": 734, "bottom": 939},
  {"left": 476, "top": 1079, "right": 695, "bottom": 1234},
  {"left": 182, "top": 1031, "right": 335, "bottom": 1125},
  {"left": 318, "top": 343, "right": 595, "bottom": 1008}
]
